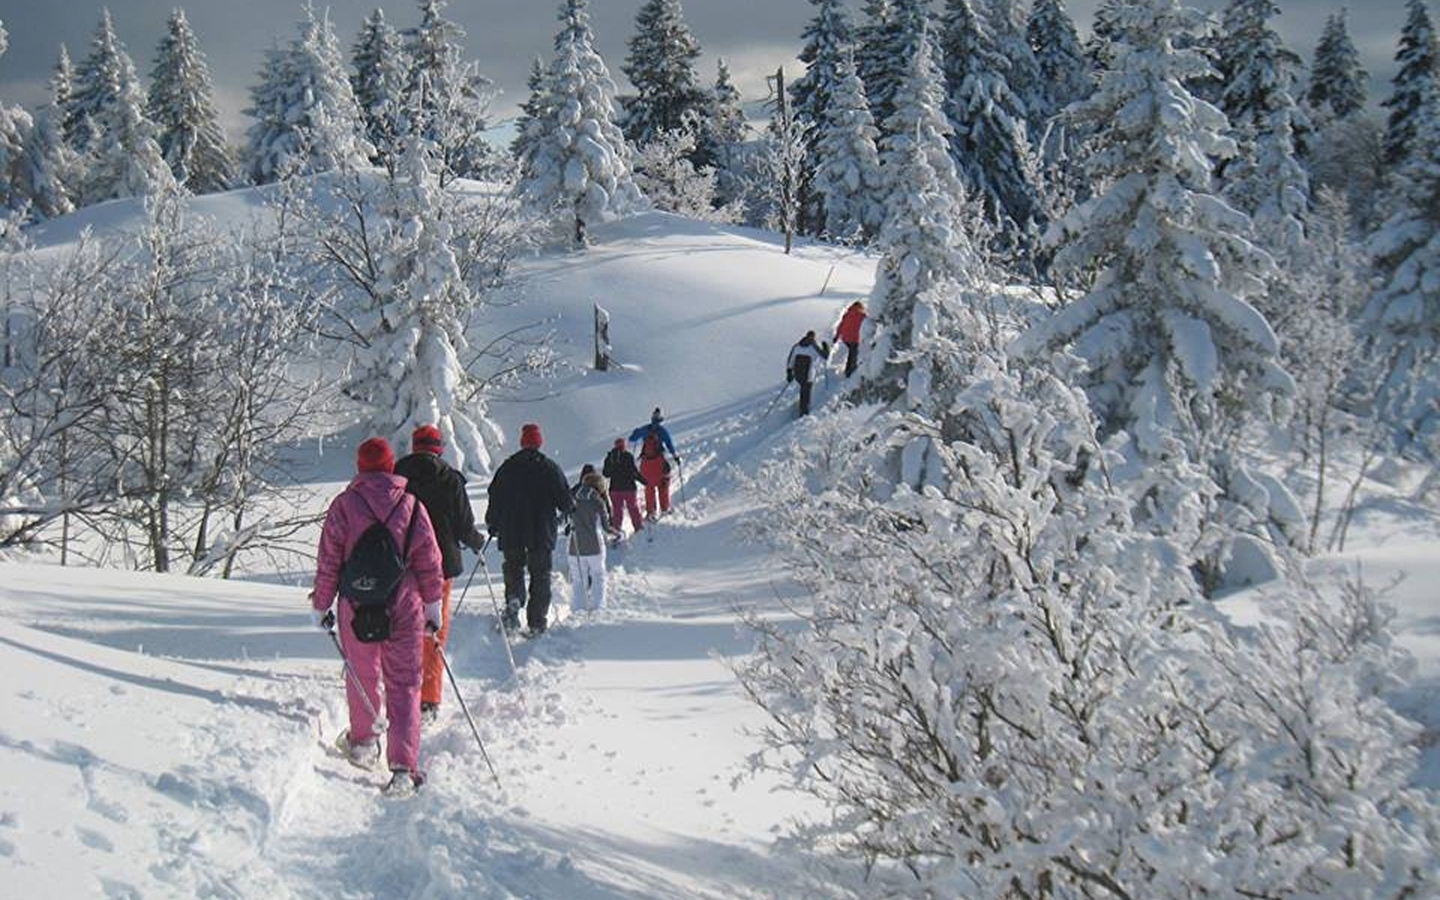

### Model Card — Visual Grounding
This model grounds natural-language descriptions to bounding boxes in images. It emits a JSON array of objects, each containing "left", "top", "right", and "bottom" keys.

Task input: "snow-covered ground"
[{"left": 1, "top": 200, "right": 1435, "bottom": 899}]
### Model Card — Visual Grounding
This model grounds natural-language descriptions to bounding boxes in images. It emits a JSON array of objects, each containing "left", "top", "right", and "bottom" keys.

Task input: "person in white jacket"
[
  {"left": 568, "top": 465, "right": 620, "bottom": 612},
  {"left": 785, "top": 330, "right": 830, "bottom": 416}
]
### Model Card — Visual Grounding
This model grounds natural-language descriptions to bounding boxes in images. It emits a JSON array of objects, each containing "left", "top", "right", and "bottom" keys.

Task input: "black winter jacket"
[
  {"left": 602, "top": 447, "right": 646, "bottom": 492},
  {"left": 395, "top": 451, "right": 484, "bottom": 578},
  {"left": 484, "top": 448, "right": 574, "bottom": 552}
]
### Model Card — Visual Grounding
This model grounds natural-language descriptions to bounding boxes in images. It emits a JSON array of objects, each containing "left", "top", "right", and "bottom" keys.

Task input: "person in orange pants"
[
  {"left": 394, "top": 424, "right": 486, "bottom": 725},
  {"left": 628, "top": 408, "right": 680, "bottom": 520}
]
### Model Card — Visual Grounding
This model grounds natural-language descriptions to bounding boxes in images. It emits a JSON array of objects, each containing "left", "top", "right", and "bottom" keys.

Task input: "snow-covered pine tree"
[
  {"left": 67, "top": 10, "right": 174, "bottom": 204},
  {"left": 861, "top": 32, "right": 975, "bottom": 409},
  {"left": 1025, "top": 0, "right": 1092, "bottom": 127},
  {"left": 50, "top": 44, "right": 80, "bottom": 148},
  {"left": 620, "top": 0, "right": 709, "bottom": 161},
  {"left": 790, "top": 0, "right": 856, "bottom": 234},
  {"left": 811, "top": 47, "right": 885, "bottom": 245},
  {"left": 401, "top": 0, "right": 496, "bottom": 182},
  {"left": 982, "top": 0, "right": 1045, "bottom": 135},
  {"left": 1013, "top": 0, "right": 1296, "bottom": 591},
  {"left": 517, "top": 0, "right": 643, "bottom": 247},
  {"left": 857, "top": 0, "right": 934, "bottom": 146},
  {"left": 243, "top": 6, "right": 372, "bottom": 184},
  {"left": 148, "top": 9, "right": 235, "bottom": 194},
  {"left": 1216, "top": 0, "right": 1307, "bottom": 156},
  {"left": 351, "top": 8, "right": 410, "bottom": 170},
  {"left": 702, "top": 58, "right": 749, "bottom": 212},
  {"left": 1381, "top": 0, "right": 1440, "bottom": 167},
  {"left": 631, "top": 128, "right": 717, "bottom": 218},
  {"left": 1361, "top": 79, "right": 1440, "bottom": 444},
  {"left": 509, "top": 57, "right": 550, "bottom": 163},
  {"left": 1307, "top": 10, "right": 1368, "bottom": 122},
  {"left": 940, "top": 0, "right": 1044, "bottom": 259}
]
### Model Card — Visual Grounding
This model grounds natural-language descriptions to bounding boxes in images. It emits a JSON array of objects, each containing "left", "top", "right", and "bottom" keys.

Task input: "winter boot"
[
  {"left": 501, "top": 597, "right": 522, "bottom": 632},
  {"left": 382, "top": 768, "right": 425, "bottom": 798},
  {"left": 336, "top": 729, "right": 380, "bottom": 770},
  {"left": 420, "top": 702, "right": 440, "bottom": 727}
]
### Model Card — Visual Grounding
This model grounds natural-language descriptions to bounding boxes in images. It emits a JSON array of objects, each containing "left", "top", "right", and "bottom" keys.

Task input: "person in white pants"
[{"left": 568, "top": 465, "right": 620, "bottom": 612}]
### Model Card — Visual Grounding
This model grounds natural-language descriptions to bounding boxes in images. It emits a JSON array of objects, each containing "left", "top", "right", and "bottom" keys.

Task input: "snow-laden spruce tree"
[
  {"left": 1025, "top": 0, "right": 1092, "bottom": 127},
  {"left": 510, "top": 57, "right": 551, "bottom": 163},
  {"left": 243, "top": 5, "right": 371, "bottom": 184},
  {"left": 148, "top": 9, "right": 235, "bottom": 194},
  {"left": 350, "top": 8, "right": 410, "bottom": 170},
  {"left": 1307, "top": 10, "right": 1368, "bottom": 122},
  {"left": 1216, "top": 0, "right": 1305, "bottom": 140},
  {"left": 67, "top": 10, "right": 174, "bottom": 204},
  {"left": 289, "top": 143, "right": 516, "bottom": 474},
  {"left": 810, "top": 47, "right": 885, "bottom": 245},
  {"left": 982, "top": 0, "right": 1046, "bottom": 135},
  {"left": 1361, "top": 79, "right": 1440, "bottom": 445},
  {"left": 401, "top": 0, "right": 496, "bottom": 182},
  {"left": 858, "top": 0, "right": 934, "bottom": 145},
  {"left": 860, "top": 33, "right": 975, "bottom": 412},
  {"left": 1012, "top": 0, "right": 1298, "bottom": 592},
  {"left": 517, "top": 0, "right": 643, "bottom": 247},
  {"left": 702, "top": 59, "right": 749, "bottom": 213},
  {"left": 1381, "top": 0, "right": 1440, "bottom": 167},
  {"left": 940, "top": 0, "right": 1044, "bottom": 259},
  {"left": 739, "top": 345, "right": 1437, "bottom": 897},
  {"left": 620, "top": 0, "right": 709, "bottom": 158},
  {"left": 790, "top": 0, "right": 856, "bottom": 234}
]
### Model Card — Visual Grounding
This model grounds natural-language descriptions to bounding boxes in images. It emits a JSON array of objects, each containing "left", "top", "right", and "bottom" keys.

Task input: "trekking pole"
[
  {"left": 449, "top": 549, "right": 484, "bottom": 620},
  {"left": 476, "top": 538, "right": 521, "bottom": 683},
  {"left": 326, "top": 623, "right": 387, "bottom": 730},
  {"left": 762, "top": 381, "right": 792, "bottom": 418},
  {"left": 435, "top": 639, "right": 502, "bottom": 789},
  {"left": 671, "top": 457, "right": 684, "bottom": 509}
]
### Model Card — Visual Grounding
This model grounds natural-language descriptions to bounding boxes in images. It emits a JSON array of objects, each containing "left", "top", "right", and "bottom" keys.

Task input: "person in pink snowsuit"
[{"left": 311, "top": 437, "right": 445, "bottom": 789}]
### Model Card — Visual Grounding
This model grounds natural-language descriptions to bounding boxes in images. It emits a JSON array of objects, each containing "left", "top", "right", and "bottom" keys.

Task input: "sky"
[
  {"left": 0, "top": 0, "right": 1419, "bottom": 143},
  {"left": 3, "top": 188, "right": 1438, "bottom": 897}
]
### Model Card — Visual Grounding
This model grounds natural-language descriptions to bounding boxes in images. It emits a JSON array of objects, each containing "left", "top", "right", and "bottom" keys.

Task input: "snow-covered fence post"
[{"left": 594, "top": 302, "right": 611, "bottom": 371}]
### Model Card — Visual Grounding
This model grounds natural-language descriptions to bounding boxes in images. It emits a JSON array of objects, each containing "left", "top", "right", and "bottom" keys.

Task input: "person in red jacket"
[
  {"left": 310, "top": 437, "right": 446, "bottom": 797},
  {"left": 834, "top": 301, "right": 866, "bottom": 378}
]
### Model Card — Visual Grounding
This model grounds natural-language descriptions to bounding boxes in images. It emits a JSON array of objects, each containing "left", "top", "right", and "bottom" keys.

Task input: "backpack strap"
[{"left": 355, "top": 492, "right": 418, "bottom": 559}]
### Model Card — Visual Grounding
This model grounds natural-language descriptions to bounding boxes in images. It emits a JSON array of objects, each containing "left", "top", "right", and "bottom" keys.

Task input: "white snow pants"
[{"left": 568, "top": 551, "right": 608, "bottom": 612}]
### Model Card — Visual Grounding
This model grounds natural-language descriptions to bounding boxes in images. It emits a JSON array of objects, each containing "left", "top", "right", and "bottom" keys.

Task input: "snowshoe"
[
  {"left": 335, "top": 729, "right": 381, "bottom": 771},
  {"left": 381, "top": 768, "right": 425, "bottom": 799}
]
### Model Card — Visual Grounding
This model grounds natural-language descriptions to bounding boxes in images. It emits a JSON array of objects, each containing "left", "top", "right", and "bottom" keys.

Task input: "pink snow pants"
[
  {"left": 338, "top": 601, "right": 424, "bottom": 773},
  {"left": 610, "top": 489, "right": 643, "bottom": 533}
]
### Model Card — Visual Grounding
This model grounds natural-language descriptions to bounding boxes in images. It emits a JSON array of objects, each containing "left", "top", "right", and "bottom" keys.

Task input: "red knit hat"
[
  {"left": 356, "top": 437, "right": 395, "bottom": 473},
  {"left": 412, "top": 424, "right": 443, "bottom": 454},
  {"left": 520, "top": 423, "right": 543, "bottom": 449}
]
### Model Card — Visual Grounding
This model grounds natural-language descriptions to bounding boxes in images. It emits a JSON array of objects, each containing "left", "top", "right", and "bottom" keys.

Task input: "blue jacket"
[{"left": 628, "top": 422, "right": 676, "bottom": 458}]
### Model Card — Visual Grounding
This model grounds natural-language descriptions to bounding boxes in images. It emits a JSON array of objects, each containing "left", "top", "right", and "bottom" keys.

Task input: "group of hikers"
[
  {"left": 305, "top": 300, "right": 866, "bottom": 795},
  {"left": 307, "top": 411, "right": 682, "bottom": 796}
]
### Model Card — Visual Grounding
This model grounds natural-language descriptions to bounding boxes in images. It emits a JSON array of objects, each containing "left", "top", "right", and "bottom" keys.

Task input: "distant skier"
[
  {"left": 628, "top": 408, "right": 679, "bottom": 521},
  {"left": 394, "top": 424, "right": 486, "bottom": 726},
  {"left": 568, "top": 464, "right": 620, "bottom": 613},
  {"left": 786, "top": 330, "right": 830, "bottom": 416},
  {"left": 602, "top": 437, "right": 647, "bottom": 536},
  {"left": 485, "top": 423, "right": 574, "bottom": 635},
  {"left": 310, "top": 437, "right": 445, "bottom": 797},
  {"left": 833, "top": 301, "right": 866, "bottom": 378}
]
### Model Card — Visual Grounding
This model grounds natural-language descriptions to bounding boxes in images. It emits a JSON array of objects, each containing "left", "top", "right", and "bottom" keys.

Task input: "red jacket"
[{"left": 835, "top": 304, "right": 865, "bottom": 344}]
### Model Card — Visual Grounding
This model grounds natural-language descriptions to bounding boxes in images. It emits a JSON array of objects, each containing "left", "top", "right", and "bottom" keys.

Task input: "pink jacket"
[{"left": 312, "top": 472, "right": 445, "bottom": 614}]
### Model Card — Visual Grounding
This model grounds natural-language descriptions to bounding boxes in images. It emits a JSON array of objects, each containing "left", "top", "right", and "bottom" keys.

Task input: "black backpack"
[{"left": 340, "top": 496, "right": 416, "bottom": 642}]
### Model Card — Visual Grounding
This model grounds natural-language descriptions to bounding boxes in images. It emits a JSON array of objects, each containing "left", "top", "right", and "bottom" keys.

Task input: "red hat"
[
  {"left": 412, "top": 424, "right": 443, "bottom": 454},
  {"left": 520, "top": 423, "right": 543, "bottom": 449},
  {"left": 356, "top": 437, "right": 395, "bottom": 473}
]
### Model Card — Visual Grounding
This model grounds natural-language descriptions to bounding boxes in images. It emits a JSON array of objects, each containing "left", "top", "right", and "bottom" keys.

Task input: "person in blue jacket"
[{"left": 628, "top": 407, "right": 680, "bottom": 520}]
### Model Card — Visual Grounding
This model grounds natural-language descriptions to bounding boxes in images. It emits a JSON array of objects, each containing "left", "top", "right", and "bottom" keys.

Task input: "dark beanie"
[
  {"left": 613, "top": 437, "right": 625, "bottom": 449},
  {"left": 520, "top": 423, "right": 543, "bottom": 449},
  {"left": 356, "top": 437, "right": 395, "bottom": 473},
  {"left": 651, "top": 407, "right": 663, "bottom": 424},
  {"left": 412, "top": 424, "right": 443, "bottom": 454}
]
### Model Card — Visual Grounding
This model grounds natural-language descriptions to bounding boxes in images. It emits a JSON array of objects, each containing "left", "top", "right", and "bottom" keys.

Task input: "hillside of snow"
[{"left": 1, "top": 189, "right": 1435, "bottom": 899}]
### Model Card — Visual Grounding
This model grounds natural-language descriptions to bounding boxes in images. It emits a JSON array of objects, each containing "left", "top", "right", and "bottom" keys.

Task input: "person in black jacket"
[
  {"left": 602, "top": 437, "right": 646, "bottom": 537},
  {"left": 484, "top": 423, "right": 575, "bottom": 634},
  {"left": 394, "top": 424, "right": 486, "bottom": 723}
]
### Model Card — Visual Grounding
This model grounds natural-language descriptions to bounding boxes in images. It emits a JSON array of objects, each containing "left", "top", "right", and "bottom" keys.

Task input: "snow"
[{"left": 2, "top": 190, "right": 1436, "bottom": 899}]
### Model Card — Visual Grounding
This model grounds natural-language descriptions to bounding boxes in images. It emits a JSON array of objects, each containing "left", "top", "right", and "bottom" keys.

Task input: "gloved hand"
[
  {"left": 312, "top": 607, "right": 335, "bottom": 631},
  {"left": 423, "top": 600, "right": 443, "bottom": 634},
  {"left": 671, "top": 454, "right": 681, "bottom": 465},
  {"left": 785, "top": 368, "right": 794, "bottom": 383}
]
